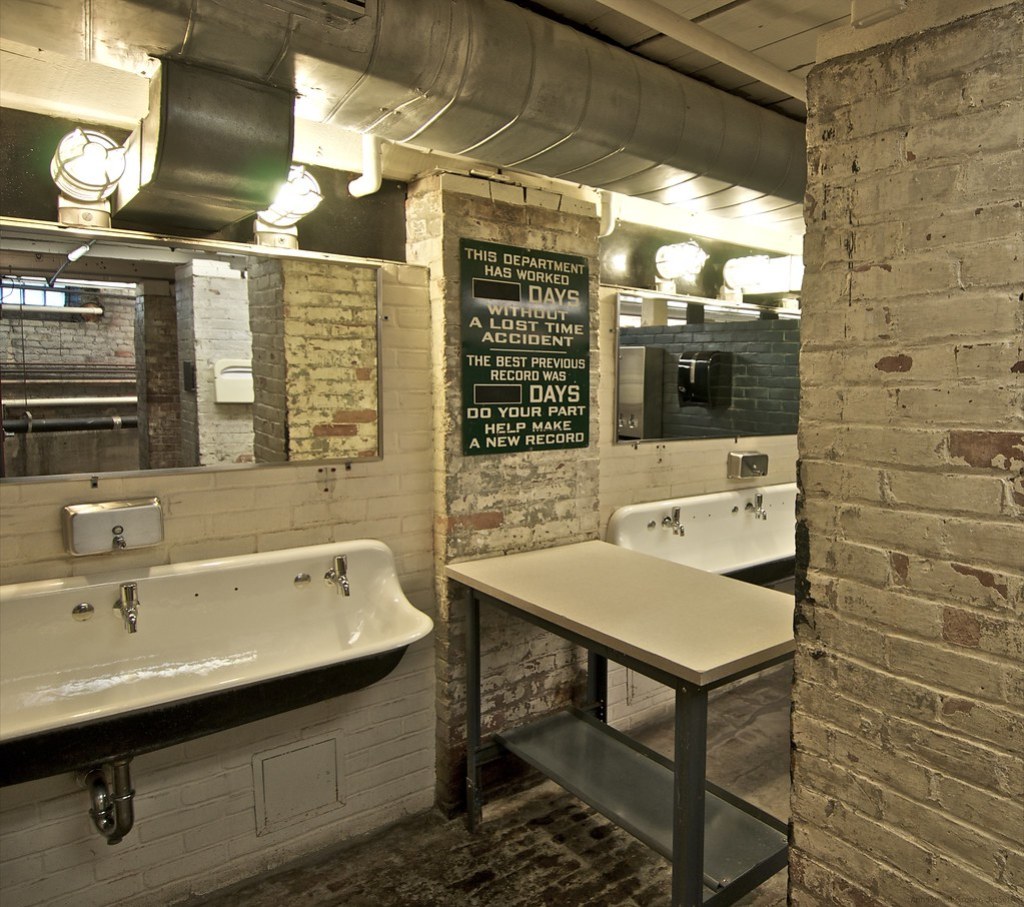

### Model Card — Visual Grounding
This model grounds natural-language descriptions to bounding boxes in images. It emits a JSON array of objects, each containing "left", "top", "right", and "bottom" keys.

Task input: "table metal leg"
[
  {"left": 586, "top": 651, "right": 608, "bottom": 722},
  {"left": 466, "top": 593, "right": 482, "bottom": 832},
  {"left": 673, "top": 684, "right": 709, "bottom": 906}
]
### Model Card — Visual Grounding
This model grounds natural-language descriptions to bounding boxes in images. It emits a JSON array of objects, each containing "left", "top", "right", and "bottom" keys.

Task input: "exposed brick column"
[
  {"left": 247, "top": 258, "right": 287, "bottom": 463},
  {"left": 175, "top": 260, "right": 253, "bottom": 466},
  {"left": 175, "top": 266, "right": 200, "bottom": 466},
  {"left": 135, "top": 279, "right": 182, "bottom": 470},
  {"left": 793, "top": 4, "right": 1023, "bottom": 904},
  {"left": 407, "top": 174, "right": 602, "bottom": 814},
  {"left": 248, "top": 257, "right": 379, "bottom": 463}
]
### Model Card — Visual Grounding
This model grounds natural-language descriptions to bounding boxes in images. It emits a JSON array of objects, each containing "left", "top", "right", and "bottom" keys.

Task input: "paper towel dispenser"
[
  {"left": 678, "top": 351, "right": 732, "bottom": 408},
  {"left": 214, "top": 359, "right": 254, "bottom": 404}
]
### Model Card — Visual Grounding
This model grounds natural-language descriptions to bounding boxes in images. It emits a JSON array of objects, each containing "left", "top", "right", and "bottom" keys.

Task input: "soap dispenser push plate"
[{"left": 62, "top": 498, "right": 164, "bottom": 556}]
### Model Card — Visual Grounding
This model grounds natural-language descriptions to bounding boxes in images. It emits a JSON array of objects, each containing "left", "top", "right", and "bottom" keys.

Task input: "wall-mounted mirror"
[
  {"left": 0, "top": 220, "right": 381, "bottom": 479},
  {"left": 614, "top": 288, "right": 799, "bottom": 441},
  {"left": 601, "top": 222, "right": 801, "bottom": 444}
]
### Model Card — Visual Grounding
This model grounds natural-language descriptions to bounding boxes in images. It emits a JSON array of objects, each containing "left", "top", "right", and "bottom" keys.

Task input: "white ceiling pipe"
[
  {"left": 591, "top": 0, "right": 808, "bottom": 104},
  {"left": 14, "top": 397, "right": 138, "bottom": 407},
  {"left": 348, "top": 134, "right": 384, "bottom": 198},
  {"left": 599, "top": 190, "right": 619, "bottom": 237}
]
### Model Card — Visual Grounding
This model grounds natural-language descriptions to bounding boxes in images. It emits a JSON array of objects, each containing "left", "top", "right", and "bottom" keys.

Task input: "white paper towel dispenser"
[{"left": 214, "top": 359, "right": 254, "bottom": 403}]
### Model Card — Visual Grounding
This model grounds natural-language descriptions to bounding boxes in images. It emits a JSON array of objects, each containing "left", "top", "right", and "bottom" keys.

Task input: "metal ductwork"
[
  {"left": 0, "top": 0, "right": 806, "bottom": 213},
  {"left": 115, "top": 60, "right": 294, "bottom": 232},
  {"left": 340, "top": 0, "right": 806, "bottom": 208}
]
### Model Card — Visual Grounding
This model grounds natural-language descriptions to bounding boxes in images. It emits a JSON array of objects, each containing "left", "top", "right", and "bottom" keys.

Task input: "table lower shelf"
[{"left": 496, "top": 709, "right": 788, "bottom": 902}]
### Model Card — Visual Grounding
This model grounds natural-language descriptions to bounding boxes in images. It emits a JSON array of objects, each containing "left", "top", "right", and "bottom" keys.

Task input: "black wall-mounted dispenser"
[{"left": 678, "top": 351, "right": 733, "bottom": 408}]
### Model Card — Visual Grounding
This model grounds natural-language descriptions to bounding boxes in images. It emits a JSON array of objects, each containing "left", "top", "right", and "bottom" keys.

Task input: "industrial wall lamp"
[
  {"left": 655, "top": 240, "right": 709, "bottom": 283},
  {"left": 50, "top": 129, "right": 127, "bottom": 228},
  {"left": 254, "top": 165, "right": 323, "bottom": 249}
]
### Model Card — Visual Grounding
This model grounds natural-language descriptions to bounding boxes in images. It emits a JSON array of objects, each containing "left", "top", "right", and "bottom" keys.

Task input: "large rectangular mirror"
[
  {"left": 602, "top": 221, "right": 801, "bottom": 444},
  {"left": 614, "top": 289, "right": 799, "bottom": 442},
  {"left": 0, "top": 220, "right": 381, "bottom": 479}
]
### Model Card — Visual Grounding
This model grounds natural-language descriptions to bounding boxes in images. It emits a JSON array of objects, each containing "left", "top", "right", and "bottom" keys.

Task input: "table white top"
[{"left": 445, "top": 540, "right": 795, "bottom": 687}]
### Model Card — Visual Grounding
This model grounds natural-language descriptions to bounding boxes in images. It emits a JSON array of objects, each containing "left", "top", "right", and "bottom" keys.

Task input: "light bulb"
[
  {"left": 50, "top": 129, "right": 126, "bottom": 203},
  {"left": 257, "top": 165, "right": 323, "bottom": 229},
  {"left": 654, "top": 241, "right": 708, "bottom": 281}
]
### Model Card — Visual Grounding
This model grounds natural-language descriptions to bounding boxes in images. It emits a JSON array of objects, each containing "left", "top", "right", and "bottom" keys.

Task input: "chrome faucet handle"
[
  {"left": 335, "top": 555, "right": 350, "bottom": 596},
  {"left": 114, "top": 582, "right": 139, "bottom": 633},
  {"left": 671, "top": 507, "right": 684, "bottom": 536},
  {"left": 753, "top": 491, "right": 767, "bottom": 520},
  {"left": 324, "top": 555, "right": 351, "bottom": 596}
]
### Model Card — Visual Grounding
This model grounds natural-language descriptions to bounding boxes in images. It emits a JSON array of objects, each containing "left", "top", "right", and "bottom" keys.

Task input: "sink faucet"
[
  {"left": 324, "top": 555, "right": 351, "bottom": 596},
  {"left": 746, "top": 491, "right": 767, "bottom": 520},
  {"left": 115, "top": 582, "right": 139, "bottom": 633},
  {"left": 661, "top": 506, "right": 685, "bottom": 536}
]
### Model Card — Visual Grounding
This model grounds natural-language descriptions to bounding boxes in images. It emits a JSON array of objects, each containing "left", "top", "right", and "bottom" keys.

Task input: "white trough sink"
[
  {"left": 606, "top": 483, "right": 797, "bottom": 576},
  {"left": 0, "top": 539, "right": 432, "bottom": 785}
]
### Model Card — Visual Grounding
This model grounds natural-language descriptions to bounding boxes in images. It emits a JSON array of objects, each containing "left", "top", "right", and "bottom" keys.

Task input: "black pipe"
[{"left": 2, "top": 415, "right": 138, "bottom": 433}]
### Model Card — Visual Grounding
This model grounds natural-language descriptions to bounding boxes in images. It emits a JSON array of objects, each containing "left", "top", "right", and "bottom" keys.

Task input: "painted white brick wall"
[
  {"left": 0, "top": 289, "right": 135, "bottom": 365},
  {"left": 184, "top": 259, "right": 254, "bottom": 466},
  {"left": 792, "top": 4, "right": 1023, "bottom": 904},
  {"left": 0, "top": 264, "right": 437, "bottom": 907}
]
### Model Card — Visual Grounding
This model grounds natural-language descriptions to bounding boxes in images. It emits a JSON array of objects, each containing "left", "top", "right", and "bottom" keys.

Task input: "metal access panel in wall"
[{"left": 617, "top": 346, "right": 663, "bottom": 440}]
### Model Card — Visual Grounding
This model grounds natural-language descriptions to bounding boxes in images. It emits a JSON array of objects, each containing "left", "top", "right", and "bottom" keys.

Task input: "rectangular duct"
[{"left": 114, "top": 60, "right": 294, "bottom": 233}]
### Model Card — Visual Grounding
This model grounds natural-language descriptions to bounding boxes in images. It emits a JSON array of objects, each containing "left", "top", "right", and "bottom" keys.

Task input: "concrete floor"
[{"left": 193, "top": 663, "right": 791, "bottom": 907}]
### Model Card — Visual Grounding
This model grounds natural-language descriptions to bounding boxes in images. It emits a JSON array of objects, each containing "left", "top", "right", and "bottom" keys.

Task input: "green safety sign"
[{"left": 460, "top": 238, "right": 589, "bottom": 456}]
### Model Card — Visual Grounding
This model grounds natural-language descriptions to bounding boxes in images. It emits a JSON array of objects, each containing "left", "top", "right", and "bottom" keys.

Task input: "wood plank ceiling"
[{"left": 519, "top": 0, "right": 850, "bottom": 121}]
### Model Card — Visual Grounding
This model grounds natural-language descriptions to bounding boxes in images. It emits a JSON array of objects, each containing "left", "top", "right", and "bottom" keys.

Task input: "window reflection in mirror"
[
  {"left": 0, "top": 225, "right": 381, "bottom": 479},
  {"left": 1, "top": 272, "right": 140, "bottom": 475}
]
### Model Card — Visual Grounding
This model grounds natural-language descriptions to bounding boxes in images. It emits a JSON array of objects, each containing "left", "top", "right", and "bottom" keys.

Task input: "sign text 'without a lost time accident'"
[{"left": 460, "top": 239, "right": 590, "bottom": 456}]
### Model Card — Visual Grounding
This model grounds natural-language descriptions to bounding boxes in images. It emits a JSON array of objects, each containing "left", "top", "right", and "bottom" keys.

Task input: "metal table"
[{"left": 446, "top": 540, "right": 795, "bottom": 907}]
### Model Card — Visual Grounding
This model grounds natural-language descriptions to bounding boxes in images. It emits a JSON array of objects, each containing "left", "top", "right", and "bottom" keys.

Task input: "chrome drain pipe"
[{"left": 82, "top": 759, "right": 135, "bottom": 845}]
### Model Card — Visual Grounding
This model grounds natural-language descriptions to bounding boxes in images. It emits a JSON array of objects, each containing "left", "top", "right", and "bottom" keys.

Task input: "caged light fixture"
[
  {"left": 50, "top": 129, "right": 127, "bottom": 228},
  {"left": 722, "top": 254, "right": 804, "bottom": 297},
  {"left": 654, "top": 240, "right": 709, "bottom": 284},
  {"left": 254, "top": 165, "right": 323, "bottom": 249}
]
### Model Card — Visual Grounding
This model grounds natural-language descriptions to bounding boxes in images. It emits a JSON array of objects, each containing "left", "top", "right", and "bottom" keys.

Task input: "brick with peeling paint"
[{"left": 795, "top": 5, "right": 1023, "bottom": 902}]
